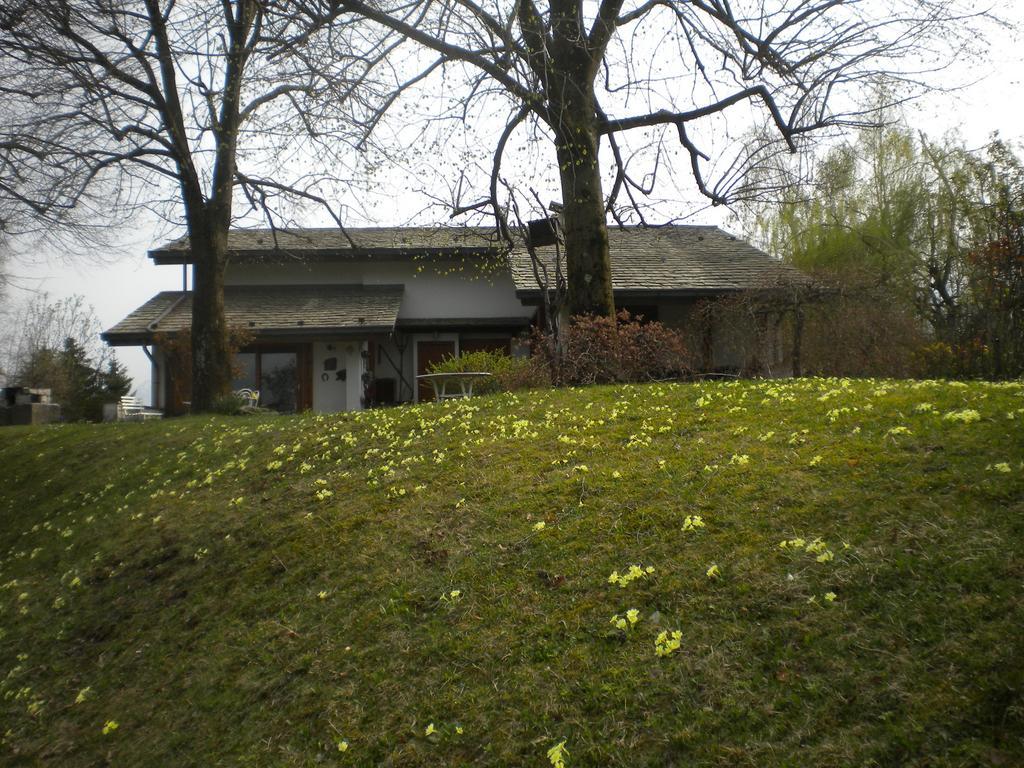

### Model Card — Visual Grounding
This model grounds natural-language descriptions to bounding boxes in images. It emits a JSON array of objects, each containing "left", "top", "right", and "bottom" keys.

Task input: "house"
[{"left": 102, "top": 225, "right": 801, "bottom": 413}]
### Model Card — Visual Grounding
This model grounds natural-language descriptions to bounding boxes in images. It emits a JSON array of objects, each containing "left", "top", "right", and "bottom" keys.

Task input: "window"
[
  {"left": 259, "top": 352, "right": 297, "bottom": 412},
  {"left": 231, "top": 352, "right": 257, "bottom": 391},
  {"left": 231, "top": 348, "right": 300, "bottom": 412}
]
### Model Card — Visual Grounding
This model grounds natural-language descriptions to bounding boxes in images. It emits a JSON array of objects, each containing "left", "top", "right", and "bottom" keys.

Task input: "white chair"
[{"left": 234, "top": 388, "right": 260, "bottom": 408}]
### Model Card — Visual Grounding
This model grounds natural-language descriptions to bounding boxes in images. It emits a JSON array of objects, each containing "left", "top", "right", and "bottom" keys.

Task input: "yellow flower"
[
  {"left": 425, "top": 723, "right": 436, "bottom": 736},
  {"left": 625, "top": 608, "right": 640, "bottom": 625},
  {"left": 824, "top": 592, "right": 837, "bottom": 602},
  {"left": 533, "top": 521, "right": 546, "bottom": 532},
  {"left": 655, "top": 630, "right": 683, "bottom": 657},
  {"left": 75, "top": 687, "right": 91, "bottom": 704},
  {"left": 706, "top": 564, "right": 721, "bottom": 579},
  {"left": 102, "top": 720, "right": 118, "bottom": 735},
  {"left": 547, "top": 740, "right": 569, "bottom": 768},
  {"left": 805, "top": 538, "right": 827, "bottom": 554},
  {"left": 337, "top": 740, "right": 349, "bottom": 752},
  {"left": 944, "top": 408, "right": 981, "bottom": 423},
  {"left": 317, "top": 591, "right": 328, "bottom": 600}
]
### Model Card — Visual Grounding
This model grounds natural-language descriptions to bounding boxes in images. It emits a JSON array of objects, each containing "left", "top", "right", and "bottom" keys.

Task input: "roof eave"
[
  {"left": 103, "top": 324, "right": 400, "bottom": 346},
  {"left": 150, "top": 246, "right": 504, "bottom": 266},
  {"left": 101, "top": 331, "right": 154, "bottom": 347},
  {"left": 513, "top": 286, "right": 744, "bottom": 303},
  {"left": 396, "top": 316, "right": 533, "bottom": 331}
]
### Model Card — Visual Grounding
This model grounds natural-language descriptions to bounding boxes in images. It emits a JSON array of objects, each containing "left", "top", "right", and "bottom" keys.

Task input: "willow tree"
[
  {"left": 0, "top": 0, "right": 389, "bottom": 410},
  {"left": 335, "top": 0, "right": 983, "bottom": 316}
]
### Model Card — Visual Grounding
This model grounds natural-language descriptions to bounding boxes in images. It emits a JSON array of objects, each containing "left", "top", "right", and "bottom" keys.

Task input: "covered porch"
[{"left": 102, "top": 284, "right": 533, "bottom": 414}]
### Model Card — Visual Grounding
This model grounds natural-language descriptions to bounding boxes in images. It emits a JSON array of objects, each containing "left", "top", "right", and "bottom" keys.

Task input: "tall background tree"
[
  {"left": 336, "top": 0, "right": 984, "bottom": 317},
  {"left": 743, "top": 112, "right": 1024, "bottom": 378},
  {"left": 0, "top": 293, "right": 132, "bottom": 419},
  {"left": 0, "top": 0, "right": 389, "bottom": 410}
]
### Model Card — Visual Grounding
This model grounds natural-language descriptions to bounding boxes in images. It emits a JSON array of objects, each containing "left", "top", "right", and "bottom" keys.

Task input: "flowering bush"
[{"left": 534, "top": 311, "right": 691, "bottom": 386}]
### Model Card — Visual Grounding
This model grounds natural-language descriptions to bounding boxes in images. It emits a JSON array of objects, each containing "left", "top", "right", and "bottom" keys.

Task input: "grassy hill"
[{"left": 1, "top": 378, "right": 1022, "bottom": 766}]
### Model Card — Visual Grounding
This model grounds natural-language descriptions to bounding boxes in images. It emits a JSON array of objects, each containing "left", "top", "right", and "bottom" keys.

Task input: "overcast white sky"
[{"left": 7, "top": 7, "right": 1023, "bottom": 405}]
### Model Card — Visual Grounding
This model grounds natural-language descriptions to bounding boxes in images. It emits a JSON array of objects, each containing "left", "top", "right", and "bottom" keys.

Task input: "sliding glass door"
[
  {"left": 259, "top": 352, "right": 297, "bottom": 412},
  {"left": 231, "top": 346, "right": 309, "bottom": 412}
]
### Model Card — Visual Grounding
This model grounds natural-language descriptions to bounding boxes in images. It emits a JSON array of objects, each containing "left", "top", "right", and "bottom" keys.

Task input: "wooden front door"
[{"left": 417, "top": 340, "right": 456, "bottom": 402}]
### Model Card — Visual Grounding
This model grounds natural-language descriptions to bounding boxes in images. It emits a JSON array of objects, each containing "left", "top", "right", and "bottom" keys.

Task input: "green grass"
[{"left": 1, "top": 378, "right": 1023, "bottom": 766}]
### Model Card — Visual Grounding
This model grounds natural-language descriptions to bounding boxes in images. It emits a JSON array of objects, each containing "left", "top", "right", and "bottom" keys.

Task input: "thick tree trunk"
[
  {"left": 547, "top": 33, "right": 614, "bottom": 318},
  {"left": 188, "top": 219, "right": 232, "bottom": 412},
  {"left": 555, "top": 122, "right": 614, "bottom": 317}
]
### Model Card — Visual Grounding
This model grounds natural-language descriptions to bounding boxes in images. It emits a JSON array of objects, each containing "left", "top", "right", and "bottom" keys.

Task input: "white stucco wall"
[
  {"left": 312, "top": 340, "right": 367, "bottom": 413},
  {"left": 223, "top": 261, "right": 535, "bottom": 322},
  {"left": 312, "top": 341, "right": 351, "bottom": 412}
]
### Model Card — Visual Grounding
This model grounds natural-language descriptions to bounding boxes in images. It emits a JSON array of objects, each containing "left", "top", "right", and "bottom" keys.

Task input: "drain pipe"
[{"left": 146, "top": 292, "right": 189, "bottom": 334}]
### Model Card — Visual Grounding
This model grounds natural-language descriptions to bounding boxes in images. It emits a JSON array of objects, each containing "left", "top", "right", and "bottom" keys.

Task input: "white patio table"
[{"left": 416, "top": 372, "right": 492, "bottom": 401}]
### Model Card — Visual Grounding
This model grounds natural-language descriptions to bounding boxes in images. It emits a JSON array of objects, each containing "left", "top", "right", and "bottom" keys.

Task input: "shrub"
[
  {"left": 152, "top": 326, "right": 254, "bottom": 413},
  {"left": 535, "top": 311, "right": 691, "bottom": 386},
  {"left": 914, "top": 339, "right": 994, "bottom": 380},
  {"left": 211, "top": 393, "right": 244, "bottom": 415},
  {"left": 428, "top": 349, "right": 550, "bottom": 394}
]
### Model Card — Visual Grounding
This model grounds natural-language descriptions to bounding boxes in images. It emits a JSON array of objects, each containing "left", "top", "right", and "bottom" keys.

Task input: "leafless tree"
[
  {"left": 0, "top": 293, "right": 104, "bottom": 384},
  {"left": 0, "top": 0, "right": 391, "bottom": 410},
  {"left": 334, "top": 0, "right": 986, "bottom": 317}
]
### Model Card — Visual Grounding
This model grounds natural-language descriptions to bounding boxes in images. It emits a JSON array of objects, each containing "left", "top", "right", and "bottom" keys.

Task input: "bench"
[{"left": 117, "top": 395, "right": 162, "bottom": 421}]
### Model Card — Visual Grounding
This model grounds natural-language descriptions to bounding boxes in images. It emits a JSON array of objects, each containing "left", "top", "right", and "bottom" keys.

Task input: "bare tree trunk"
[
  {"left": 188, "top": 219, "right": 232, "bottom": 412},
  {"left": 552, "top": 110, "right": 614, "bottom": 317}
]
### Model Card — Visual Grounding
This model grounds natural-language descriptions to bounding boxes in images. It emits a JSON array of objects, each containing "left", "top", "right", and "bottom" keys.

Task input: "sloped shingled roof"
[
  {"left": 150, "top": 226, "right": 503, "bottom": 263},
  {"left": 511, "top": 225, "right": 806, "bottom": 294},
  {"left": 102, "top": 284, "right": 403, "bottom": 345},
  {"left": 148, "top": 224, "right": 802, "bottom": 294},
  {"left": 109, "top": 225, "right": 804, "bottom": 345}
]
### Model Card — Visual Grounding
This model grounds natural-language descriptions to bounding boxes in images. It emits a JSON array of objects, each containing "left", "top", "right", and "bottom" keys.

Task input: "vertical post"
[{"left": 792, "top": 305, "right": 804, "bottom": 378}]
